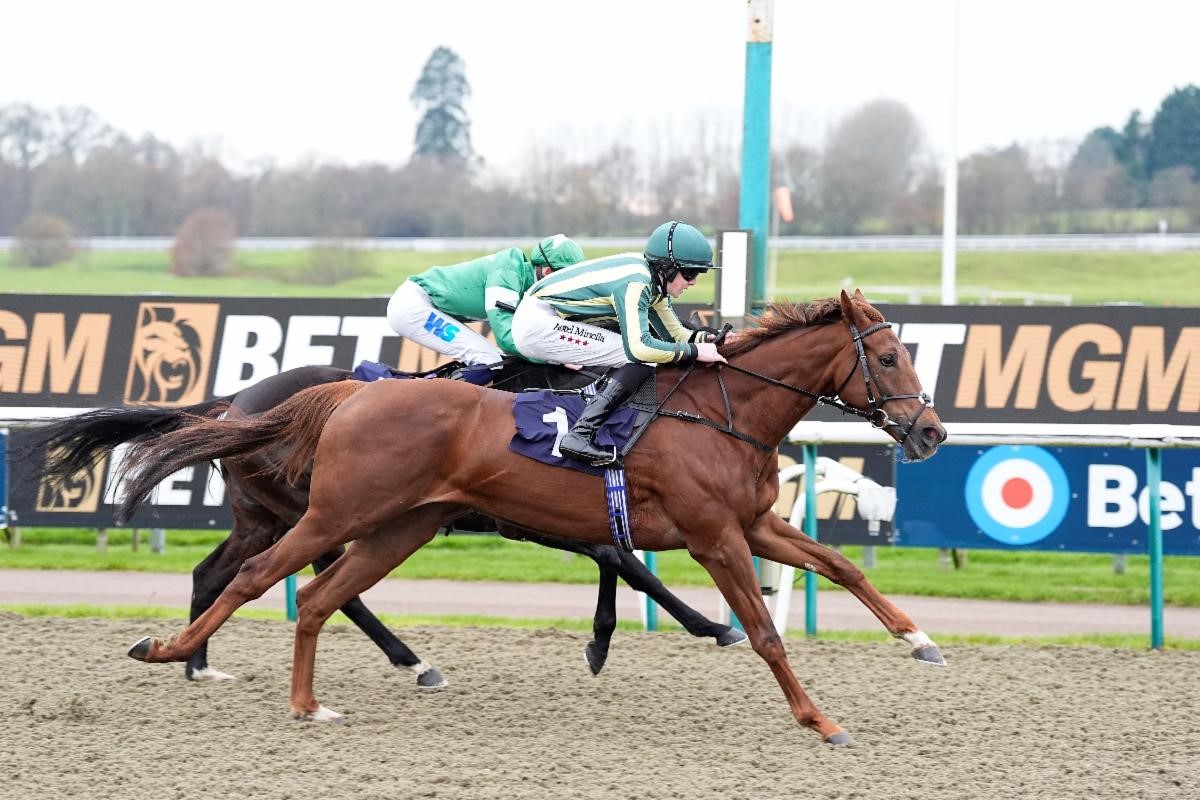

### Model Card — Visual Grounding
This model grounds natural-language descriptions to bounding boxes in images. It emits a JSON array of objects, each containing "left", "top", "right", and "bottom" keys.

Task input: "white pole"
[{"left": 940, "top": 0, "right": 960, "bottom": 306}]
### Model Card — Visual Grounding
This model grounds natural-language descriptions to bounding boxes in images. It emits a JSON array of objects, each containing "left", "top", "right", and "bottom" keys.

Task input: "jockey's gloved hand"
[{"left": 695, "top": 342, "right": 726, "bottom": 364}]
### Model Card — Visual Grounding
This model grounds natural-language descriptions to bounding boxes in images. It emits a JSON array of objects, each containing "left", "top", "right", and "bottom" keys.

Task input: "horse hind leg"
[
  {"left": 127, "top": 507, "right": 361, "bottom": 665},
  {"left": 745, "top": 511, "right": 945, "bottom": 666},
  {"left": 184, "top": 507, "right": 285, "bottom": 682},
  {"left": 309, "top": 547, "right": 445, "bottom": 690},
  {"left": 290, "top": 511, "right": 444, "bottom": 721}
]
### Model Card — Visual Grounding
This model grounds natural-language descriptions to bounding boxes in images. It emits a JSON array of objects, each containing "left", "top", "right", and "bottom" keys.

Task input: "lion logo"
[
  {"left": 36, "top": 450, "right": 106, "bottom": 513},
  {"left": 124, "top": 303, "right": 219, "bottom": 406}
]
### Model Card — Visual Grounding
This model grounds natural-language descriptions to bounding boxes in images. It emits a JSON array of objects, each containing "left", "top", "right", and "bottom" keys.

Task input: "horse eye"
[{"left": 880, "top": 354, "right": 896, "bottom": 368}]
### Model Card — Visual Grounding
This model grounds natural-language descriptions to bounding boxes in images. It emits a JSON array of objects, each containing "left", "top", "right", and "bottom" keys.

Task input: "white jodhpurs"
[
  {"left": 385, "top": 280, "right": 503, "bottom": 366},
  {"left": 511, "top": 297, "right": 629, "bottom": 367}
]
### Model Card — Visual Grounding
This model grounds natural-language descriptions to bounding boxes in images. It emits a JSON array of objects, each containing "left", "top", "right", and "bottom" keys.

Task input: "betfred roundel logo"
[{"left": 964, "top": 446, "right": 1070, "bottom": 545}]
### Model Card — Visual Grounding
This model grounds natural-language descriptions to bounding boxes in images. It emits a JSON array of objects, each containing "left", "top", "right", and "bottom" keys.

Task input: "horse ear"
[
  {"left": 853, "top": 288, "right": 866, "bottom": 302},
  {"left": 839, "top": 289, "right": 857, "bottom": 321}
]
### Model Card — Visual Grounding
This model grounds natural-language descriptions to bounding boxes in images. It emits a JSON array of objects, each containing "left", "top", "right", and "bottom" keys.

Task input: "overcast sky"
[{"left": 4, "top": 1, "right": 1197, "bottom": 174}]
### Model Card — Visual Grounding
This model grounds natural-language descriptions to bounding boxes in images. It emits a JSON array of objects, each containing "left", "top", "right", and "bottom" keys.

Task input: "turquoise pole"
[
  {"left": 739, "top": 9, "right": 773, "bottom": 310},
  {"left": 804, "top": 444, "right": 819, "bottom": 637},
  {"left": 644, "top": 551, "right": 659, "bottom": 631},
  {"left": 1147, "top": 448, "right": 1163, "bottom": 649},
  {"left": 285, "top": 574, "right": 297, "bottom": 622}
]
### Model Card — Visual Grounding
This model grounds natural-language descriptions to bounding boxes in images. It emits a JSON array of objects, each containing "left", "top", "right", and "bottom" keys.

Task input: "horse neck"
[{"left": 718, "top": 323, "right": 850, "bottom": 447}]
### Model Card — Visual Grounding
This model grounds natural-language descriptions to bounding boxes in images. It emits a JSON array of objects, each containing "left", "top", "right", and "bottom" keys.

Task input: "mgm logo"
[
  {"left": 124, "top": 302, "right": 219, "bottom": 406},
  {"left": 37, "top": 451, "right": 107, "bottom": 513}
]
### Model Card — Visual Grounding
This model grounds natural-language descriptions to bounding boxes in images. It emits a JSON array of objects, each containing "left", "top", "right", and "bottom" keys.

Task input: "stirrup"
[
  {"left": 560, "top": 440, "right": 618, "bottom": 467},
  {"left": 585, "top": 447, "right": 618, "bottom": 467}
]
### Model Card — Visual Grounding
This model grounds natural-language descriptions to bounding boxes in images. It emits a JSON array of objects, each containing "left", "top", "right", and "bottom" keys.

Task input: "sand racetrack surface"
[{"left": 2, "top": 613, "right": 1197, "bottom": 800}]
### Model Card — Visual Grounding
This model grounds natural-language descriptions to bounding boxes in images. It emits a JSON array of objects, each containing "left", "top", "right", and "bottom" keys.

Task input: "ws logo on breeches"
[{"left": 424, "top": 312, "right": 460, "bottom": 343}]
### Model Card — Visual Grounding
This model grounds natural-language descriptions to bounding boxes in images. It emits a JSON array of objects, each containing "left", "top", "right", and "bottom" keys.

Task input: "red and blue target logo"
[{"left": 964, "top": 446, "right": 1070, "bottom": 545}]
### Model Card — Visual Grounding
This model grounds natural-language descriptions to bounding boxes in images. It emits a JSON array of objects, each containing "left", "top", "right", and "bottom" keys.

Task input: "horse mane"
[{"left": 719, "top": 298, "right": 883, "bottom": 358}]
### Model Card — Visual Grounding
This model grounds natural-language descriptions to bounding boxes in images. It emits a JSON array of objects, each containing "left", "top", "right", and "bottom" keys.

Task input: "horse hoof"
[
  {"left": 187, "top": 666, "right": 236, "bottom": 683},
  {"left": 292, "top": 705, "right": 345, "bottom": 724},
  {"left": 824, "top": 731, "right": 855, "bottom": 746},
  {"left": 128, "top": 636, "right": 155, "bottom": 661},
  {"left": 585, "top": 642, "right": 607, "bottom": 676},
  {"left": 416, "top": 667, "right": 447, "bottom": 690},
  {"left": 716, "top": 627, "right": 749, "bottom": 648},
  {"left": 912, "top": 644, "right": 946, "bottom": 666}
]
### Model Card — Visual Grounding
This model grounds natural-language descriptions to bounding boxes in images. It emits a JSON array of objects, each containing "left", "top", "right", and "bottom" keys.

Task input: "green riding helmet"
[
  {"left": 530, "top": 234, "right": 586, "bottom": 270},
  {"left": 644, "top": 221, "right": 717, "bottom": 277}
]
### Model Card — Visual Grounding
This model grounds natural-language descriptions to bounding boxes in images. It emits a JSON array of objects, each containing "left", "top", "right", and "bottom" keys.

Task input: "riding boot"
[{"left": 560, "top": 363, "right": 654, "bottom": 465}]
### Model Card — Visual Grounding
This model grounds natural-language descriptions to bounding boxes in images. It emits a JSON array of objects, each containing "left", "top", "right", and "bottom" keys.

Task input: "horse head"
[{"left": 833, "top": 289, "right": 946, "bottom": 461}]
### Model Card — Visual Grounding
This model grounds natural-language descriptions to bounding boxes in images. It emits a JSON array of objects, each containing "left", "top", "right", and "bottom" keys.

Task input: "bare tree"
[
  {"left": 958, "top": 145, "right": 1036, "bottom": 233},
  {"left": 48, "top": 105, "right": 114, "bottom": 164},
  {"left": 819, "top": 99, "right": 925, "bottom": 233},
  {"left": 0, "top": 103, "right": 51, "bottom": 221}
]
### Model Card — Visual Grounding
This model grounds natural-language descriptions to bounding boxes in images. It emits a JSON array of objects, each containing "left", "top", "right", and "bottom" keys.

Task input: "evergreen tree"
[
  {"left": 1148, "top": 85, "right": 1200, "bottom": 178},
  {"left": 410, "top": 46, "right": 474, "bottom": 163},
  {"left": 1115, "top": 111, "right": 1150, "bottom": 185}
]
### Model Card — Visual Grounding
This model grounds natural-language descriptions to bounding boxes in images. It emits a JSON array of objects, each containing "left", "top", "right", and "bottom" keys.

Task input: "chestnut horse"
[
  {"left": 29, "top": 364, "right": 743, "bottom": 686},
  {"left": 117, "top": 291, "right": 947, "bottom": 745}
]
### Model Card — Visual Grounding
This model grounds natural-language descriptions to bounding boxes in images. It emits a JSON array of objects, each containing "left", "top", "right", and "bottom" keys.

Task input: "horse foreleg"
[
  {"left": 309, "top": 548, "right": 445, "bottom": 690},
  {"left": 689, "top": 533, "right": 850, "bottom": 745},
  {"left": 290, "top": 516, "right": 441, "bottom": 721},
  {"left": 128, "top": 508, "right": 356, "bottom": 665},
  {"left": 745, "top": 511, "right": 944, "bottom": 665},
  {"left": 612, "top": 548, "right": 747, "bottom": 648}
]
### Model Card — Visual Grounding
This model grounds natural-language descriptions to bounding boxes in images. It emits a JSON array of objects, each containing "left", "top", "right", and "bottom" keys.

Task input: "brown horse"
[{"left": 118, "top": 291, "right": 947, "bottom": 745}]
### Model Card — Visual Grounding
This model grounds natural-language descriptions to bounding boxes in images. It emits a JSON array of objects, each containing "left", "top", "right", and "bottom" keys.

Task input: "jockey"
[
  {"left": 385, "top": 235, "right": 586, "bottom": 379},
  {"left": 511, "top": 220, "right": 725, "bottom": 465}
]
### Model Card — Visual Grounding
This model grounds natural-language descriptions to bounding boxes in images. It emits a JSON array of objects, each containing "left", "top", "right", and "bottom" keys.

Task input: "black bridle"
[{"left": 656, "top": 320, "right": 934, "bottom": 451}]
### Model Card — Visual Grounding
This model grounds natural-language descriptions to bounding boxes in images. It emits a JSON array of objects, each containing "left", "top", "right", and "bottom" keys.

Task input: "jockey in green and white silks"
[
  {"left": 512, "top": 221, "right": 727, "bottom": 465},
  {"left": 386, "top": 234, "right": 585, "bottom": 367},
  {"left": 513, "top": 253, "right": 696, "bottom": 366}
]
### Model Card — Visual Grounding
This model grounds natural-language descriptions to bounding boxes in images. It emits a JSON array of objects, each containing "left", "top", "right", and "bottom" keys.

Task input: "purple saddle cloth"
[{"left": 510, "top": 391, "right": 637, "bottom": 476}]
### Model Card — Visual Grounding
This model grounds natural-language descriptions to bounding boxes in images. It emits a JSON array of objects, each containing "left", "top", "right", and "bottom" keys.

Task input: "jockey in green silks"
[
  {"left": 385, "top": 235, "right": 586, "bottom": 373},
  {"left": 511, "top": 221, "right": 725, "bottom": 465}
]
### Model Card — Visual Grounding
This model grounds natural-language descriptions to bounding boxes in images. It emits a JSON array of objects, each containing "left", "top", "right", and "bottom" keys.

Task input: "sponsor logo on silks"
[
  {"left": 37, "top": 450, "right": 107, "bottom": 513},
  {"left": 964, "top": 445, "right": 1070, "bottom": 545},
  {"left": 552, "top": 322, "right": 605, "bottom": 342},
  {"left": 424, "top": 312, "right": 460, "bottom": 343},
  {"left": 124, "top": 302, "right": 219, "bottom": 406}
]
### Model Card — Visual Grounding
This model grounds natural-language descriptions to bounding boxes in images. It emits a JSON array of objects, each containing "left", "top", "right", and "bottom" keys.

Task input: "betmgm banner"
[
  {"left": 3, "top": 295, "right": 1196, "bottom": 420},
  {"left": 2, "top": 294, "right": 1196, "bottom": 531}
]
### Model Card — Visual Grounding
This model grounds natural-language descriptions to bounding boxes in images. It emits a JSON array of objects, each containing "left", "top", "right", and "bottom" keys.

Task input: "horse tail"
[
  {"left": 273, "top": 380, "right": 368, "bottom": 485},
  {"left": 115, "top": 380, "right": 366, "bottom": 523},
  {"left": 24, "top": 398, "right": 230, "bottom": 486}
]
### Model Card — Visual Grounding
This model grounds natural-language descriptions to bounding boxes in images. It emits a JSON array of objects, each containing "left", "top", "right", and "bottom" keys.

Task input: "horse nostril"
[{"left": 923, "top": 426, "right": 945, "bottom": 445}]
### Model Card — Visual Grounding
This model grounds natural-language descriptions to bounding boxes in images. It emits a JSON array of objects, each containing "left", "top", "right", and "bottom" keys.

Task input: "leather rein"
[{"left": 655, "top": 321, "right": 934, "bottom": 452}]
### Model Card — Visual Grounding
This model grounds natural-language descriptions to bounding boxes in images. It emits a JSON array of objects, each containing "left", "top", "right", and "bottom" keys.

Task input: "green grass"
[
  {"left": 772, "top": 250, "right": 1200, "bottom": 307},
  {"left": 6, "top": 529, "right": 1200, "bottom": 607},
  {"left": 5, "top": 247, "right": 1200, "bottom": 307},
  {"left": 4, "top": 602, "right": 1197, "bottom": 650}
]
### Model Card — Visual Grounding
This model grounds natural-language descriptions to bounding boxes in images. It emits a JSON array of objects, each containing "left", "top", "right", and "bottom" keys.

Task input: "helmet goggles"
[{"left": 660, "top": 221, "right": 710, "bottom": 281}]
